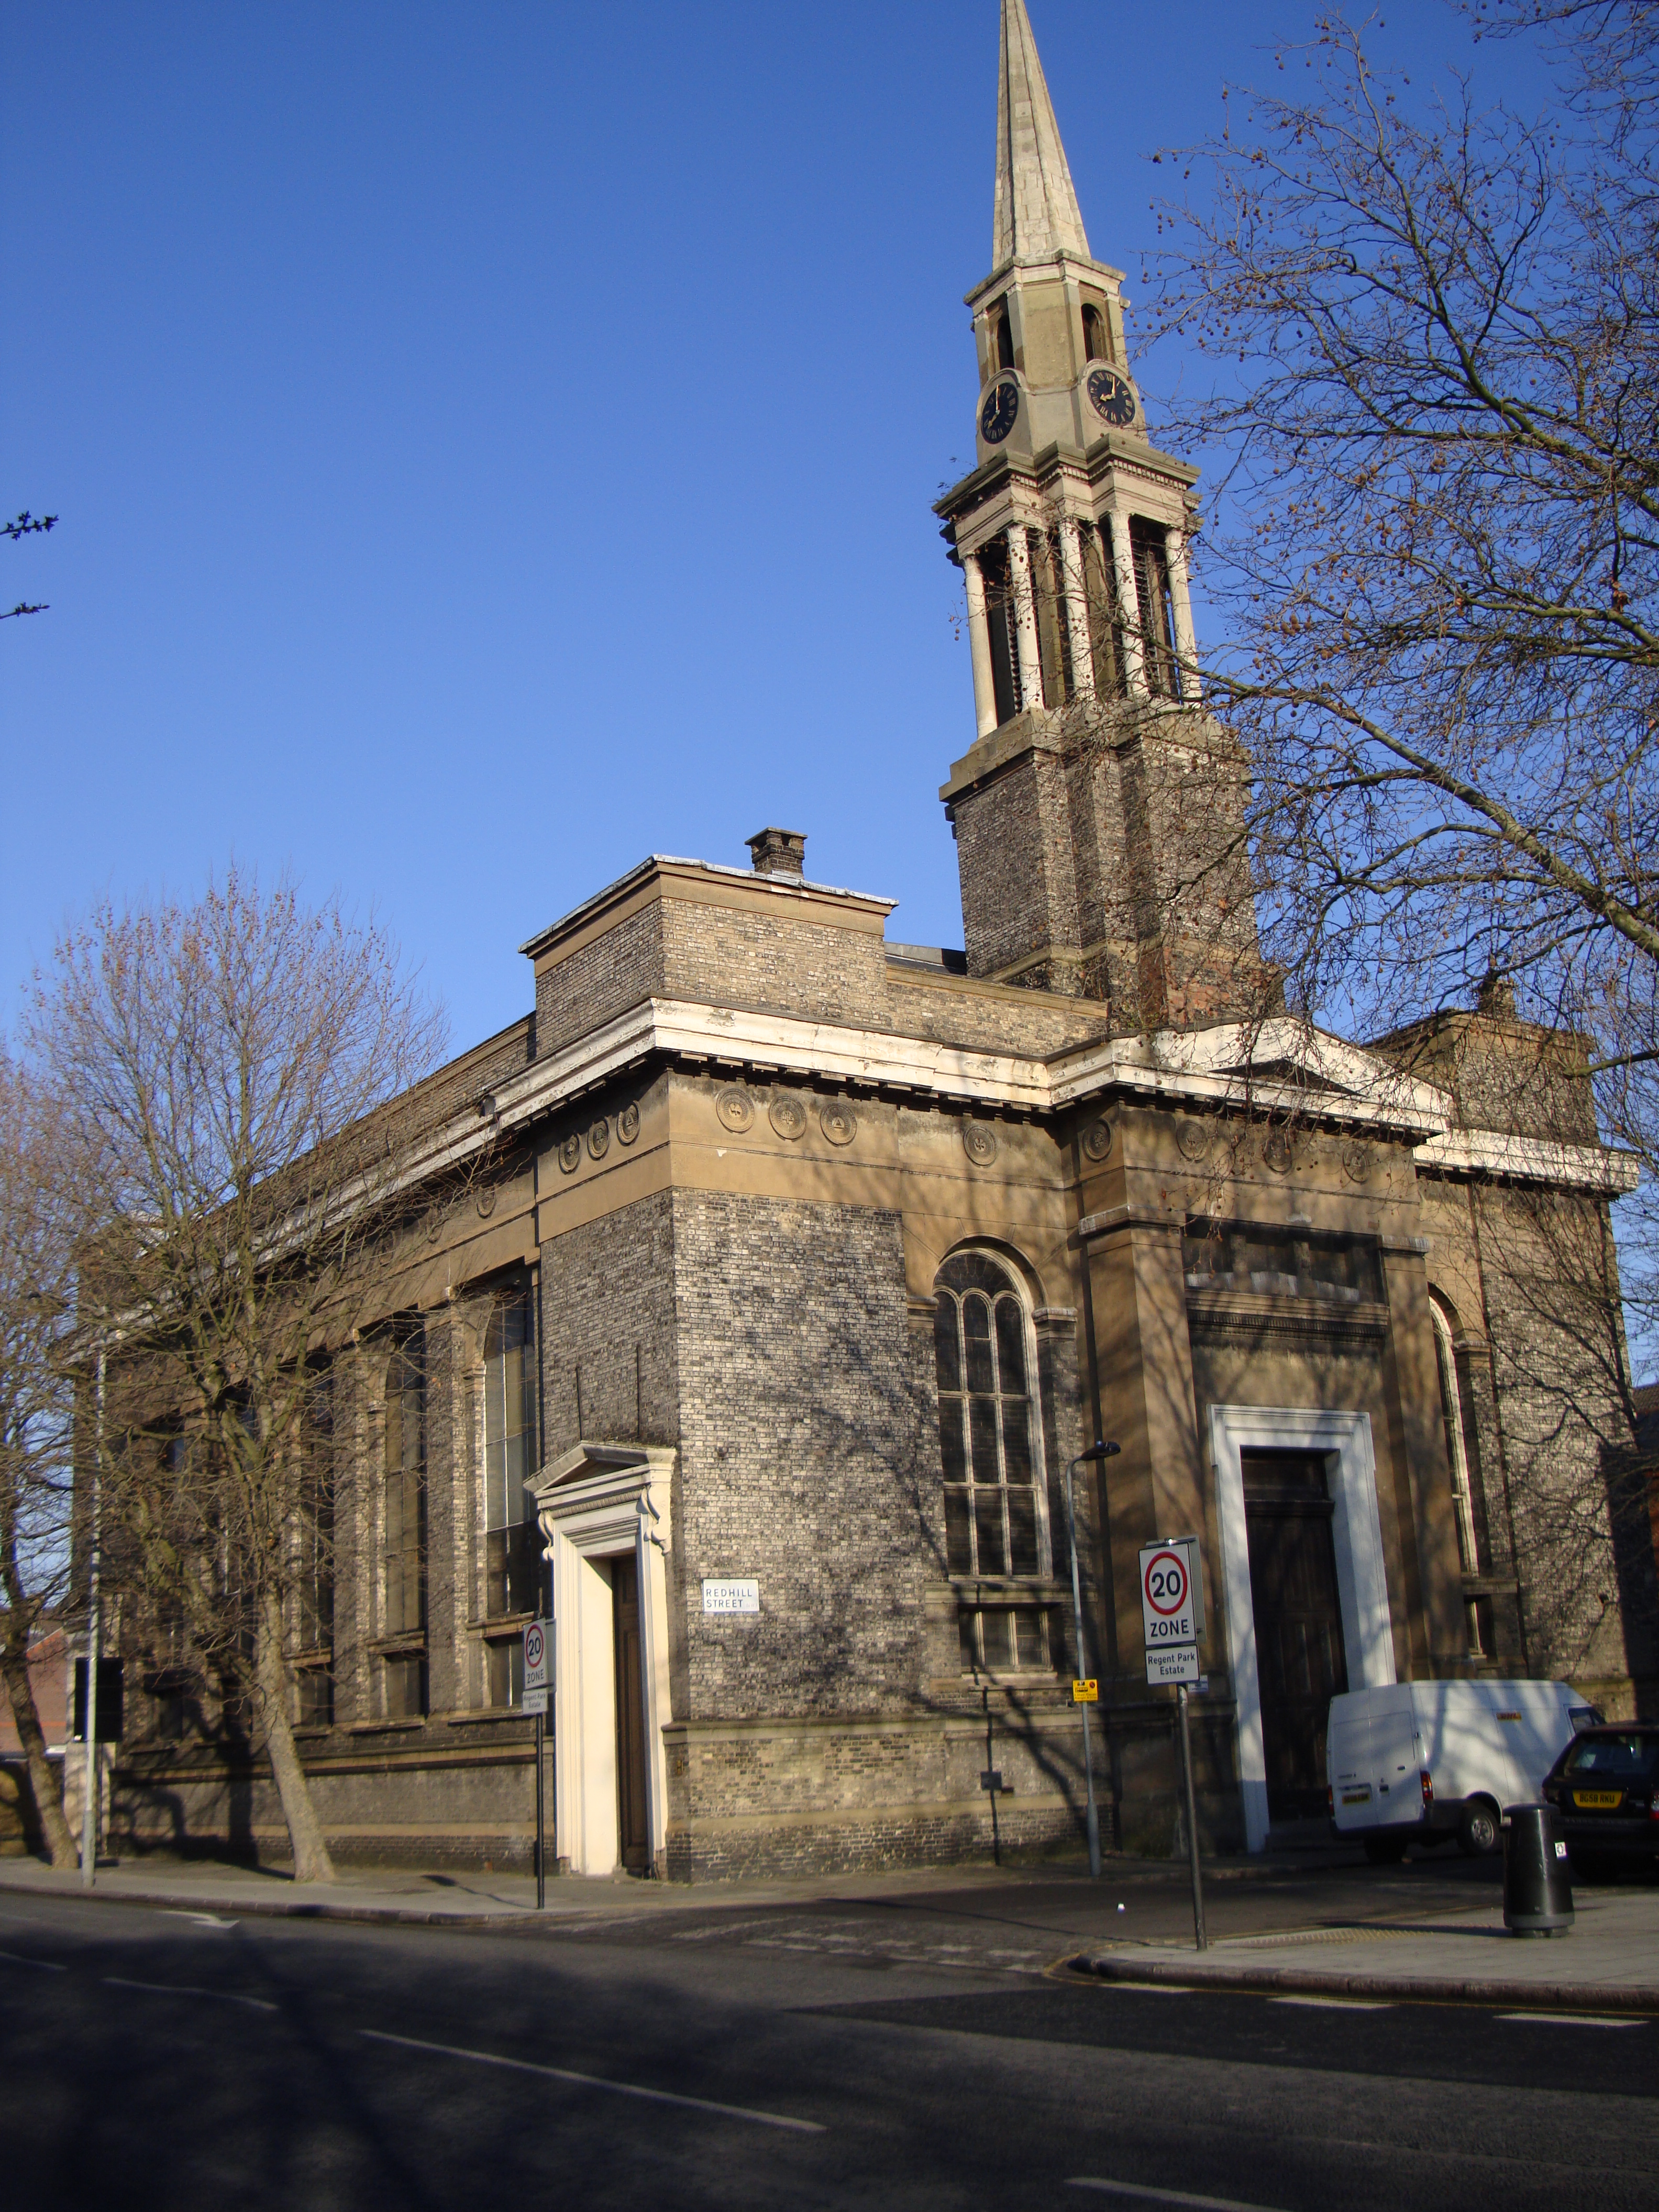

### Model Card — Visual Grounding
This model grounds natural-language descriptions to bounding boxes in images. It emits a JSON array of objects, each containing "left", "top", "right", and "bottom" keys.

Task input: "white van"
[{"left": 1328, "top": 1680, "right": 1600, "bottom": 1860}]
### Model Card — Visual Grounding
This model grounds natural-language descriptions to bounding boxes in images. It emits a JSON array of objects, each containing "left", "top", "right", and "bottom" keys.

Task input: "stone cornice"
[{"left": 391, "top": 999, "right": 1634, "bottom": 1207}]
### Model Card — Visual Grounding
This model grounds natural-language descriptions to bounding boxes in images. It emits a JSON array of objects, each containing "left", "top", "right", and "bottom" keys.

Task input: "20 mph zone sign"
[{"left": 1139, "top": 1539, "right": 1202, "bottom": 1649}]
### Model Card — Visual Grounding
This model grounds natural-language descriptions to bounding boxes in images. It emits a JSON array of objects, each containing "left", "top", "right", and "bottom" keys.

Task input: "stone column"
[
  {"left": 1058, "top": 518, "right": 1096, "bottom": 703},
  {"left": 963, "top": 551, "right": 999, "bottom": 738},
  {"left": 1105, "top": 511, "right": 1148, "bottom": 699},
  {"left": 1005, "top": 524, "right": 1045, "bottom": 713},
  {"left": 1167, "top": 530, "right": 1199, "bottom": 704}
]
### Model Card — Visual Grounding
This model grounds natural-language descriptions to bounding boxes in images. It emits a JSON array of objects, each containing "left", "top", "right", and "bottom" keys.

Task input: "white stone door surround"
[
  {"left": 530, "top": 1442, "right": 675, "bottom": 1877},
  {"left": 1208, "top": 1404, "right": 1396, "bottom": 1852}
]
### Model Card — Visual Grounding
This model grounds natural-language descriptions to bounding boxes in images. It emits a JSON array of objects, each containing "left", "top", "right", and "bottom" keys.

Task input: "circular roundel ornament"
[
  {"left": 979, "top": 377, "right": 1020, "bottom": 444},
  {"left": 1086, "top": 366, "right": 1137, "bottom": 429},
  {"left": 715, "top": 1087, "right": 754, "bottom": 1134},
  {"left": 617, "top": 1101, "right": 640, "bottom": 1146},
  {"left": 1176, "top": 1117, "right": 1211, "bottom": 1164},
  {"left": 820, "top": 1102, "right": 857, "bottom": 1147},
  {"left": 769, "top": 1095, "right": 806, "bottom": 1141},
  {"left": 963, "top": 1121, "right": 998, "bottom": 1168},
  {"left": 558, "top": 1133, "right": 582, "bottom": 1175},
  {"left": 587, "top": 1119, "right": 610, "bottom": 1160},
  {"left": 1342, "top": 1141, "right": 1370, "bottom": 1185},
  {"left": 1263, "top": 1126, "right": 1293, "bottom": 1175},
  {"left": 1082, "top": 1119, "right": 1113, "bottom": 1163}
]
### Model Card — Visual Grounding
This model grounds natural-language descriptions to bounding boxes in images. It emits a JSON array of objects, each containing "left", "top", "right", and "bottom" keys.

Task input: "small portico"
[{"left": 530, "top": 1442, "right": 676, "bottom": 1878}]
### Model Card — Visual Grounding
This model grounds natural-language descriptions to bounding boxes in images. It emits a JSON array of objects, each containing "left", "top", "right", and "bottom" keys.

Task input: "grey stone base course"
[{"left": 665, "top": 1799, "right": 1081, "bottom": 1884}]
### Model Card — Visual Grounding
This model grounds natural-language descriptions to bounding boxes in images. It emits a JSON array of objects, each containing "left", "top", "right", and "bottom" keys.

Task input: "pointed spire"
[{"left": 993, "top": 0, "right": 1090, "bottom": 266}]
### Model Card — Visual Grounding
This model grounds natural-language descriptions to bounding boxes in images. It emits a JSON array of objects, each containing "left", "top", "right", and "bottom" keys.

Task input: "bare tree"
[
  {"left": 0, "top": 1050, "right": 79, "bottom": 1866},
  {"left": 1141, "top": 4, "right": 1658, "bottom": 1345},
  {"left": 29, "top": 871, "right": 448, "bottom": 1882},
  {"left": 4, "top": 511, "right": 56, "bottom": 621}
]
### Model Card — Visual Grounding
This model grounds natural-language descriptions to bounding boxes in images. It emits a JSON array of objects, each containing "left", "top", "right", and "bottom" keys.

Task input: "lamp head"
[{"left": 1079, "top": 1440, "right": 1121, "bottom": 1462}]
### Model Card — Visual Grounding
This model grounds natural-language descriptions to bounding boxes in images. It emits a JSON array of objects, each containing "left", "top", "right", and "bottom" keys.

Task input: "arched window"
[
  {"left": 1431, "top": 1296, "right": 1488, "bottom": 1657},
  {"left": 1082, "top": 303, "right": 1109, "bottom": 362},
  {"left": 483, "top": 1280, "right": 540, "bottom": 1705},
  {"left": 933, "top": 1251, "right": 1053, "bottom": 1673},
  {"left": 383, "top": 1330, "right": 427, "bottom": 1716},
  {"left": 994, "top": 300, "right": 1015, "bottom": 373},
  {"left": 1129, "top": 517, "right": 1181, "bottom": 699}
]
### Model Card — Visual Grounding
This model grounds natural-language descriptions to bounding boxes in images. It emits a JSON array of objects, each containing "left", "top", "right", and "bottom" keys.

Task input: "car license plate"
[
  {"left": 1572, "top": 1789, "right": 1622, "bottom": 1809},
  {"left": 1341, "top": 1789, "right": 1371, "bottom": 1805}
]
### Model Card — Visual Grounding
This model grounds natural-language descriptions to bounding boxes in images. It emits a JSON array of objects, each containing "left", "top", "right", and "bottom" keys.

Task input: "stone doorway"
[{"left": 1242, "top": 1448, "right": 1350, "bottom": 1823}]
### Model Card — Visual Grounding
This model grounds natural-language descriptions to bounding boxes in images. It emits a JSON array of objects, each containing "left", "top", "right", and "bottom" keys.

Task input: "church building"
[{"left": 108, "top": 1, "right": 1652, "bottom": 1878}]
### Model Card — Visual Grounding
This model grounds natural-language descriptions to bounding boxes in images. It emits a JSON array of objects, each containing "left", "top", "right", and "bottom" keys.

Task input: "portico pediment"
[{"left": 530, "top": 1440, "right": 675, "bottom": 1560}]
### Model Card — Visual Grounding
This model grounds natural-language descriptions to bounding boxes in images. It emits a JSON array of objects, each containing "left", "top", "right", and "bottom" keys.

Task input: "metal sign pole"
[
  {"left": 1066, "top": 1442, "right": 1119, "bottom": 1880},
  {"left": 535, "top": 1707, "right": 546, "bottom": 1911},
  {"left": 1177, "top": 1684, "right": 1208, "bottom": 1952}
]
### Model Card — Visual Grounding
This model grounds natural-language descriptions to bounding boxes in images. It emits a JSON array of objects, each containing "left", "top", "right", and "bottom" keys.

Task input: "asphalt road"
[{"left": 3, "top": 1863, "right": 1654, "bottom": 2211}]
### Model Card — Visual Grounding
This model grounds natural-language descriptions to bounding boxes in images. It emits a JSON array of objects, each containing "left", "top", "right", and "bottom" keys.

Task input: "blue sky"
[{"left": 3, "top": 1, "right": 1549, "bottom": 1058}]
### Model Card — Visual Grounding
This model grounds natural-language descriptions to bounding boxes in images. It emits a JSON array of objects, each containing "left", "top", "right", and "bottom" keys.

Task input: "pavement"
[
  {"left": 3, "top": 1845, "right": 1656, "bottom": 2011},
  {"left": 1076, "top": 1882, "right": 1659, "bottom": 2013}
]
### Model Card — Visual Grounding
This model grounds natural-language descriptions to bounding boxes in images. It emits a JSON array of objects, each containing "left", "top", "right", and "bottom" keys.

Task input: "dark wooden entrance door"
[
  {"left": 1242, "top": 1449, "right": 1349, "bottom": 1823},
  {"left": 611, "top": 1553, "right": 650, "bottom": 1872}
]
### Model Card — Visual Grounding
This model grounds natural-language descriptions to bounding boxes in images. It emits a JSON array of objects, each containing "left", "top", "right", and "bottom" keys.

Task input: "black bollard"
[{"left": 1501, "top": 1802, "right": 1574, "bottom": 1936}]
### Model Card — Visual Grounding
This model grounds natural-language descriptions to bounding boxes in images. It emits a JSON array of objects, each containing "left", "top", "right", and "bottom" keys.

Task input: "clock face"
[
  {"left": 979, "top": 378, "right": 1020, "bottom": 445},
  {"left": 1087, "top": 367, "right": 1137, "bottom": 429}
]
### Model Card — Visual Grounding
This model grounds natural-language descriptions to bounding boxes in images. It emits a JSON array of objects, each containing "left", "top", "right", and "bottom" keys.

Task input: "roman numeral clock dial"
[
  {"left": 979, "top": 377, "right": 1020, "bottom": 444},
  {"left": 1086, "top": 366, "right": 1137, "bottom": 429}
]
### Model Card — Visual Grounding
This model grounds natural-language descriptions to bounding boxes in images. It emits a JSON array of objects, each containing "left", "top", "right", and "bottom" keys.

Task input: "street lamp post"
[{"left": 1065, "top": 1440, "right": 1119, "bottom": 1880}]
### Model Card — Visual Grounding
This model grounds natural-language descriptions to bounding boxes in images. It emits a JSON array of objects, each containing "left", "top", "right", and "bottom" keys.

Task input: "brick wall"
[{"left": 671, "top": 1188, "right": 926, "bottom": 1720}]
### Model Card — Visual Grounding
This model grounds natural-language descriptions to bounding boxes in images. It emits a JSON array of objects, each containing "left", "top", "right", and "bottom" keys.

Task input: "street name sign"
[
  {"left": 702, "top": 1578, "right": 760, "bottom": 1615},
  {"left": 1145, "top": 1644, "right": 1201, "bottom": 1687},
  {"left": 1138, "top": 1538, "right": 1202, "bottom": 1648}
]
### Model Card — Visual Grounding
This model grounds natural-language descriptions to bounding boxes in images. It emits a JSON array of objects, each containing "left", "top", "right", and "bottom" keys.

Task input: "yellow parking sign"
[{"left": 1072, "top": 1678, "right": 1099, "bottom": 1703}]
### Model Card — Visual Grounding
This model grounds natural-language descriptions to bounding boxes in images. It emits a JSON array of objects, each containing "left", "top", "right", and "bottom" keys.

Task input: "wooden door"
[
  {"left": 1242, "top": 1450, "right": 1349, "bottom": 1823},
  {"left": 611, "top": 1553, "right": 650, "bottom": 1872}
]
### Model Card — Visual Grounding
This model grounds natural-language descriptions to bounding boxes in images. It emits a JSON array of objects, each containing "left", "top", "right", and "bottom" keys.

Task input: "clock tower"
[{"left": 937, "top": 1, "right": 1268, "bottom": 1031}]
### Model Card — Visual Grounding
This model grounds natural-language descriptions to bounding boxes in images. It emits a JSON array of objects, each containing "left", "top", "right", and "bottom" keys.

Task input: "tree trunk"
[
  {"left": 253, "top": 1591, "right": 335, "bottom": 1883},
  {"left": 0, "top": 1637, "right": 78, "bottom": 1868}
]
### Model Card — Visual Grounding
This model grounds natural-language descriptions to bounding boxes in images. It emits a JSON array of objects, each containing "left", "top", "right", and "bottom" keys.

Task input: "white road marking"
[
  {"left": 161, "top": 1911, "right": 239, "bottom": 1929},
  {"left": 358, "top": 2028, "right": 826, "bottom": 2134},
  {"left": 1495, "top": 2012, "right": 1642, "bottom": 2029},
  {"left": 0, "top": 1949, "right": 67, "bottom": 1972},
  {"left": 1068, "top": 2182, "right": 1289, "bottom": 2211},
  {"left": 1271, "top": 1995, "right": 1393, "bottom": 2011},
  {"left": 1098, "top": 1982, "right": 1190, "bottom": 1995},
  {"left": 103, "top": 1976, "right": 276, "bottom": 2012}
]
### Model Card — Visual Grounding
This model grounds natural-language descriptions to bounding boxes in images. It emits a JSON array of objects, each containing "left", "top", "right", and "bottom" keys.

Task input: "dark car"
[{"left": 1541, "top": 1725, "right": 1659, "bottom": 1878}]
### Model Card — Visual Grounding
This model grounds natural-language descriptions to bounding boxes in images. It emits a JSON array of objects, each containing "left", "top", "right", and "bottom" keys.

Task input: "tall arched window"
[
  {"left": 933, "top": 1251, "right": 1053, "bottom": 1673},
  {"left": 1082, "top": 302, "right": 1109, "bottom": 362},
  {"left": 994, "top": 300, "right": 1015, "bottom": 373},
  {"left": 483, "top": 1280, "right": 540, "bottom": 1706},
  {"left": 1431, "top": 1295, "right": 1488, "bottom": 1657},
  {"left": 383, "top": 1329, "right": 427, "bottom": 1716}
]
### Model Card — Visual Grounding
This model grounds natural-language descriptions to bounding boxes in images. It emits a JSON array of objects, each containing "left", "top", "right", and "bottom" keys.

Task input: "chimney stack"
[{"left": 746, "top": 827, "right": 806, "bottom": 881}]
